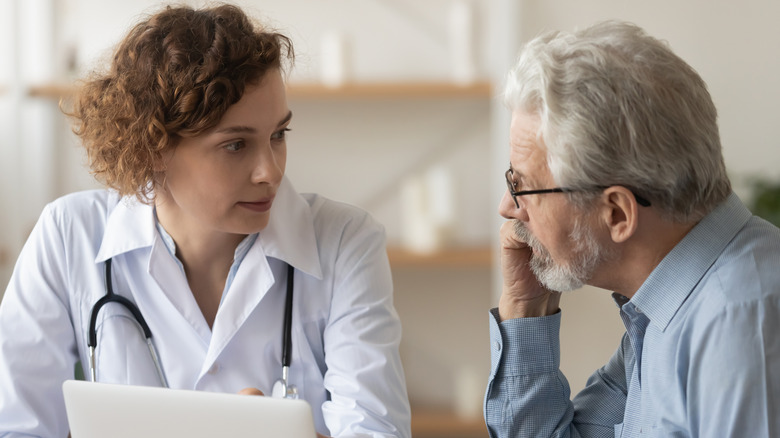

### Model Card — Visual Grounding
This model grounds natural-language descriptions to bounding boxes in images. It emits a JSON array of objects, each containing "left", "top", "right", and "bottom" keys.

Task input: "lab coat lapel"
[
  {"left": 200, "top": 177, "right": 322, "bottom": 372},
  {"left": 146, "top": 236, "right": 214, "bottom": 344},
  {"left": 204, "top": 244, "right": 275, "bottom": 370},
  {"left": 95, "top": 193, "right": 213, "bottom": 345}
]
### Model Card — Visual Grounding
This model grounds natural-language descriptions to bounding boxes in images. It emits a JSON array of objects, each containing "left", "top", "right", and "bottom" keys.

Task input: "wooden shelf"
[
  {"left": 287, "top": 81, "right": 492, "bottom": 99},
  {"left": 27, "top": 83, "right": 75, "bottom": 99},
  {"left": 387, "top": 246, "right": 492, "bottom": 268},
  {"left": 412, "top": 410, "right": 488, "bottom": 438},
  {"left": 25, "top": 81, "right": 492, "bottom": 100}
]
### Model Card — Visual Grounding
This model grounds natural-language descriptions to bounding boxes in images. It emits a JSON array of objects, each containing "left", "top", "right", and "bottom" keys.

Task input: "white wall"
[
  {"left": 516, "top": 0, "right": 780, "bottom": 194},
  {"left": 1, "top": 0, "right": 778, "bottom": 410}
]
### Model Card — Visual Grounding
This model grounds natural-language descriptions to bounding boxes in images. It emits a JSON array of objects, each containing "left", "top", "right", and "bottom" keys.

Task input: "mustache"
[
  {"left": 512, "top": 220, "right": 540, "bottom": 251},
  {"left": 512, "top": 220, "right": 555, "bottom": 263},
  {"left": 512, "top": 220, "right": 530, "bottom": 242}
]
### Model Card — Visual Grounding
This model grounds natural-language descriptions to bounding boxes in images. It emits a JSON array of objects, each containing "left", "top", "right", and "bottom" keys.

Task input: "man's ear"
[{"left": 600, "top": 186, "right": 639, "bottom": 243}]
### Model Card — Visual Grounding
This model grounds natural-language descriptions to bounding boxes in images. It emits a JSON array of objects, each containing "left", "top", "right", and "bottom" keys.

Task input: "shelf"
[
  {"left": 412, "top": 410, "right": 488, "bottom": 438},
  {"left": 387, "top": 246, "right": 492, "bottom": 268},
  {"left": 287, "top": 81, "right": 492, "bottom": 99},
  {"left": 25, "top": 81, "right": 493, "bottom": 100},
  {"left": 27, "top": 83, "right": 75, "bottom": 99}
]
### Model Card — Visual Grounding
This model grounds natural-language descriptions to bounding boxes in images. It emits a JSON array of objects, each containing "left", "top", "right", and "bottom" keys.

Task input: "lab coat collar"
[
  {"left": 94, "top": 178, "right": 323, "bottom": 280},
  {"left": 95, "top": 195, "right": 156, "bottom": 263},
  {"left": 257, "top": 177, "right": 323, "bottom": 280}
]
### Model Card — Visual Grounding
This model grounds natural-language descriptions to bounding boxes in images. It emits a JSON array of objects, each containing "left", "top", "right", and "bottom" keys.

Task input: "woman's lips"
[{"left": 237, "top": 197, "right": 274, "bottom": 213}]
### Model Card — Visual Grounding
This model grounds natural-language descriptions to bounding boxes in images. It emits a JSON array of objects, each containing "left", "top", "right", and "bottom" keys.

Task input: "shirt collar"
[
  {"left": 258, "top": 177, "right": 323, "bottom": 280},
  {"left": 95, "top": 195, "right": 156, "bottom": 263},
  {"left": 95, "top": 177, "right": 323, "bottom": 280},
  {"left": 627, "top": 192, "right": 752, "bottom": 331}
]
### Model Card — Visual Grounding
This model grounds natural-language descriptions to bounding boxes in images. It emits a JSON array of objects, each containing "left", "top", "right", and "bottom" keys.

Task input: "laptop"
[{"left": 62, "top": 380, "right": 317, "bottom": 438}]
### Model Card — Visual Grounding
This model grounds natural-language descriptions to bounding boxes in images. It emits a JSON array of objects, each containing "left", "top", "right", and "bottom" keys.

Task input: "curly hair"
[{"left": 69, "top": 3, "right": 294, "bottom": 203}]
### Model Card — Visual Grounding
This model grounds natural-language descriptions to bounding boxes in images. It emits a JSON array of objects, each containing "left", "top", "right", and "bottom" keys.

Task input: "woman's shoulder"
[
  {"left": 42, "top": 189, "right": 123, "bottom": 227},
  {"left": 47, "top": 188, "right": 119, "bottom": 211}
]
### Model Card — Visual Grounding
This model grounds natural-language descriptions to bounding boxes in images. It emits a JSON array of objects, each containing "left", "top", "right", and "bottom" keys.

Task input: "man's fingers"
[{"left": 499, "top": 221, "right": 526, "bottom": 250}]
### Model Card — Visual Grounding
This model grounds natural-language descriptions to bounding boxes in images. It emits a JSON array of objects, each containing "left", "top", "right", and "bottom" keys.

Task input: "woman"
[{"left": 0, "top": 4, "right": 410, "bottom": 437}]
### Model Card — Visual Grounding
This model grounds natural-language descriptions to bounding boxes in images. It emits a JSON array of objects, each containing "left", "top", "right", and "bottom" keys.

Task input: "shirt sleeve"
[
  {"left": 485, "top": 308, "right": 627, "bottom": 438},
  {"left": 0, "top": 204, "right": 78, "bottom": 438},
  {"left": 319, "top": 210, "right": 411, "bottom": 438}
]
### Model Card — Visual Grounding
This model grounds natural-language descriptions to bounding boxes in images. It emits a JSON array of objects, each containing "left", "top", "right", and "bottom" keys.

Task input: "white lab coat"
[{"left": 0, "top": 177, "right": 411, "bottom": 438}]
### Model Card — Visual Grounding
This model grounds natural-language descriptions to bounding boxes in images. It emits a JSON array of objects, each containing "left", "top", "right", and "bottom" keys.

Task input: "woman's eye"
[
  {"left": 271, "top": 128, "right": 291, "bottom": 141},
  {"left": 224, "top": 141, "right": 244, "bottom": 152}
]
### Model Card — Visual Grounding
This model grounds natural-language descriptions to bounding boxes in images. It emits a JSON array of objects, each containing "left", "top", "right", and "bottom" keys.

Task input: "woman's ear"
[
  {"left": 150, "top": 151, "right": 169, "bottom": 196},
  {"left": 600, "top": 186, "right": 639, "bottom": 243},
  {"left": 152, "top": 150, "right": 168, "bottom": 172}
]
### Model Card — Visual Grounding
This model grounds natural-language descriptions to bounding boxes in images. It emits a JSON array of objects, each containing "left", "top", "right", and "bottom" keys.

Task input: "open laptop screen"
[{"left": 63, "top": 380, "right": 316, "bottom": 438}]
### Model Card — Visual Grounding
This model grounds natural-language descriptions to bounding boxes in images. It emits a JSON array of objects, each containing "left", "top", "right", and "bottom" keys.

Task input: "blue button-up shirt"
[{"left": 485, "top": 193, "right": 780, "bottom": 437}]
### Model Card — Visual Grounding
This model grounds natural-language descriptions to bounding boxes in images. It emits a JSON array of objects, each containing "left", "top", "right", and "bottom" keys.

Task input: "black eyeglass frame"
[{"left": 504, "top": 169, "right": 651, "bottom": 209}]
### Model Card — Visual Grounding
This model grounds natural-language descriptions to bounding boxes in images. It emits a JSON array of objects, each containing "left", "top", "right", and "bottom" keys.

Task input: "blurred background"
[{"left": 0, "top": 0, "right": 778, "bottom": 436}]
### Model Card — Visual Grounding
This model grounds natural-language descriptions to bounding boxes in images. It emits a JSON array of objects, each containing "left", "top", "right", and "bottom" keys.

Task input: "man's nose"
[{"left": 499, "top": 190, "right": 528, "bottom": 221}]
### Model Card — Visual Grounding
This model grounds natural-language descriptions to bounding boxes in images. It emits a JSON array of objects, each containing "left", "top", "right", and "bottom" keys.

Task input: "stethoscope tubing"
[
  {"left": 281, "top": 264, "right": 294, "bottom": 373},
  {"left": 87, "top": 258, "right": 293, "bottom": 397},
  {"left": 87, "top": 259, "right": 168, "bottom": 387}
]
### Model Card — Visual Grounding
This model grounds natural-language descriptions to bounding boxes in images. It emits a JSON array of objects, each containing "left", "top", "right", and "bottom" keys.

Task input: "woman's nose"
[{"left": 251, "top": 145, "right": 284, "bottom": 185}]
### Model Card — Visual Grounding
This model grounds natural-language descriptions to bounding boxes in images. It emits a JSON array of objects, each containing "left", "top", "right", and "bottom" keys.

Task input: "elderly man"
[{"left": 486, "top": 20, "right": 780, "bottom": 437}]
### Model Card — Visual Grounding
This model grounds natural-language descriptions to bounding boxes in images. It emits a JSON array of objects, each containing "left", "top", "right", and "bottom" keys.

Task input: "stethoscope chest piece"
[{"left": 271, "top": 366, "right": 298, "bottom": 399}]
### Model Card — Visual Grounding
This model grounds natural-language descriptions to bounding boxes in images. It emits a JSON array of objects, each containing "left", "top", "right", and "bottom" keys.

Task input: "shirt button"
[
  {"left": 493, "top": 341, "right": 501, "bottom": 351},
  {"left": 208, "top": 363, "right": 221, "bottom": 375}
]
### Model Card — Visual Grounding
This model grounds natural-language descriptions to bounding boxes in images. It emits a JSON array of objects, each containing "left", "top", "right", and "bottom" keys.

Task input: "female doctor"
[{"left": 0, "top": 4, "right": 410, "bottom": 437}]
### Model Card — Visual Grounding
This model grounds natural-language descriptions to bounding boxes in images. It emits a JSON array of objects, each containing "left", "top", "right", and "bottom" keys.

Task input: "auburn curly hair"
[{"left": 69, "top": 4, "right": 293, "bottom": 203}]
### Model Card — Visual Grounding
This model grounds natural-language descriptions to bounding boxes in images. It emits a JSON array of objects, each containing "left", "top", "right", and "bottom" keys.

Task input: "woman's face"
[{"left": 155, "top": 69, "right": 291, "bottom": 240}]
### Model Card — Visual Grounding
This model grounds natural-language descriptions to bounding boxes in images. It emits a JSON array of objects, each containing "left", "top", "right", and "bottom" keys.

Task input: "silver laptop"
[{"left": 63, "top": 380, "right": 316, "bottom": 438}]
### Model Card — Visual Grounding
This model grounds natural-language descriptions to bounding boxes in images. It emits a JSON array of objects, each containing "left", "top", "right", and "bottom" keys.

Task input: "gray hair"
[{"left": 503, "top": 20, "right": 731, "bottom": 223}]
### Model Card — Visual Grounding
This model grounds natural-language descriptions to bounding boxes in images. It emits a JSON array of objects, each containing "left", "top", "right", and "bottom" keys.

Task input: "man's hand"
[{"left": 498, "top": 221, "right": 560, "bottom": 320}]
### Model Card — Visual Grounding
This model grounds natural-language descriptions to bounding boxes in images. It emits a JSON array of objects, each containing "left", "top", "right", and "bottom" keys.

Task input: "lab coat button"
[
  {"left": 493, "top": 341, "right": 501, "bottom": 351},
  {"left": 208, "top": 363, "right": 220, "bottom": 374}
]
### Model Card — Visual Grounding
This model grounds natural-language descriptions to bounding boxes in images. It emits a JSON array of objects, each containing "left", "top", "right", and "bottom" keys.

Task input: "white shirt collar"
[
  {"left": 95, "top": 193, "right": 156, "bottom": 262},
  {"left": 95, "top": 177, "right": 323, "bottom": 280},
  {"left": 257, "top": 177, "right": 323, "bottom": 280}
]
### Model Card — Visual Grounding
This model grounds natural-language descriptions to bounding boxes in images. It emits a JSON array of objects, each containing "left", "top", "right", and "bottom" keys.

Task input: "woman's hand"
[
  {"left": 238, "top": 387, "right": 265, "bottom": 396},
  {"left": 498, "top": 221, "right": 560, "bottom": 320}
]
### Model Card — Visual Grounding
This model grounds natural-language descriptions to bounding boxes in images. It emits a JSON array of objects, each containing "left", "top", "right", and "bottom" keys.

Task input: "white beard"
[{"left": 513, "top": 217, "right": 613, "bottom": 292}]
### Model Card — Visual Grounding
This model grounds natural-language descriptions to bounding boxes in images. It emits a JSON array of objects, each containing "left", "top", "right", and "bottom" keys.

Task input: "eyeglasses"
[{"left": 504, "top": 169, "right": 651, "bottom": 209}]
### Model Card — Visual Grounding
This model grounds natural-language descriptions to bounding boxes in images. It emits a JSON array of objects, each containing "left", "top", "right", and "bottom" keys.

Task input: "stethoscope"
[{"left": 87, "top": 258, "right": 298, "bottom": 399}]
